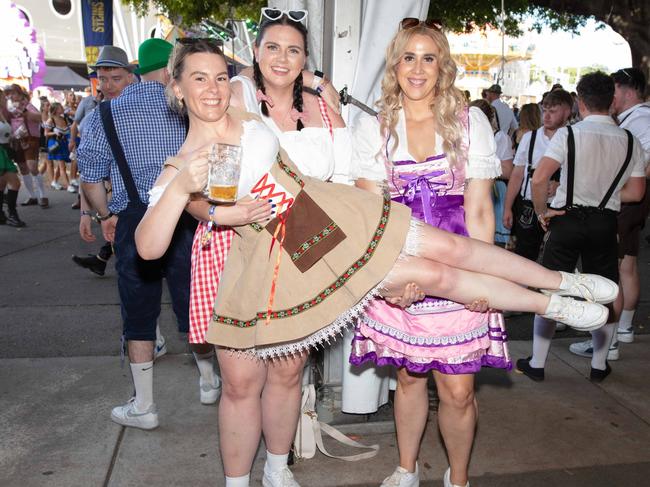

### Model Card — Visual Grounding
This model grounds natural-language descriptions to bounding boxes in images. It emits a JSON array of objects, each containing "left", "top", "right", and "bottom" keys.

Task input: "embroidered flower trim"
[
  {"left": 291, "top": 221, "right": 339, "bottom": 262},
  {"left": 212, "top": 192, "right": 392, "bottom": 328}
]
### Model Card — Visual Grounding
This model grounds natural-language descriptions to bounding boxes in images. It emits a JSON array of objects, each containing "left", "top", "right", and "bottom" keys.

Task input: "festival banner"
[{"left": 81, "top": 0, "right": 113, "bottom": 73}]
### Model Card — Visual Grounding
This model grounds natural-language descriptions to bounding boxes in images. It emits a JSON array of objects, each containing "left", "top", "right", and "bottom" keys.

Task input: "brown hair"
[
  {"left": 542, "top": 89, "right": 573, "bottom": 109},
  {"left": 518, "top": 103, "right": 541, "bottom": 132}
]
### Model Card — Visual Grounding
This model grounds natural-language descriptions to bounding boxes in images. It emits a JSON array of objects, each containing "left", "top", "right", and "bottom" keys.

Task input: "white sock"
[
  {"left": 225, "top": 473, "right": 250, "bottom": 486},
  {"left": 130, "top": 360, "right": 154, "bottom": 411},
  {"left": 619, "top": 309, "right": 635, "bottom": 330},
  {"left": 34, "top": 174, "right": 46, "bottom": 198},
  {"left": 264, "top": 451, "right": 289, "bottom": 473},
  {"left": 22, "top": 174, "right": 36, "bottom": 198},
  {"left": 155, "top": 323, "right": 164, "bottom": 344},
  {"left": 530, "top": 315, "right": 555, "bottom": 368},
  {"left": 609, "top": 322, "right": 619, "bottom": 347},
  {"left": 591, "top": 324, "right": 616, "bottom": 370},
  {"left": 193, "top": 350, "right": 218, "bottom": 387}
]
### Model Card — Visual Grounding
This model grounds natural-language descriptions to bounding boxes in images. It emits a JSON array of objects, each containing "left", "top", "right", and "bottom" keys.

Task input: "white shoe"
[
  {"left": 200, "top": 376, "right": 221, "bottom": 405},
  {"left": 380, "top": 465, "right": 419, "bottom": 487},
  {"left": 543, "top": 271, "right": 619, "bottom": 304},
  {"left": 67, "top": 185, "right": 77, "bottom": 193},
  {"left": 568, "top": 339, "right": 619, "bottom": 361},
  {"left": 617, "top": 327, "right": 634, "bottom": 343},
  {"left": 153, "top": 335, "right": 167, "bottom": 360},
  {"left": 70, "top": 178, "right": 79, "bottom": 187},
  {"left": 262, "top": 466, "right": 300, "bottom": 487},
  {"left": 443, "top": 468, "right": 469, "bottom": 487},
  {"left": 110, "top": 398, "right": 159, "bottom": 430},
  {"left": 541, "top": 294, "right": 608, "bottom": 332},
  {"left": 50, "top": 181, "right": 63, "bottom": 191}
]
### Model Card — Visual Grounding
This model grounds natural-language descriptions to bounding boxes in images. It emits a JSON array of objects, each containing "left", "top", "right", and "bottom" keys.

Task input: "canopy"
[{"left": 41, "top": 66, "right": 89, "bottom": 90}]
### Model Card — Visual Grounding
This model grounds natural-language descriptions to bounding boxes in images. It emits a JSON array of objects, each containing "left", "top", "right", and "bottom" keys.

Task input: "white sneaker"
[
  {"left": 541, "top": 294, "right": 608, "bottom": 332},
  {"left": 50, "top": 181, "right": 63, "bottom": 191},
  {"left": 543, "top": 271, "right": 619, "bottom": 304},
  {"left": 110, "top": 398, "right": 159, "bottom": 430},
  {"left": 617, "top": 327, "right": 634, "bottom": 343},
  {"left": 153, "top": 336, "right": 167, "bottom": 360},
  {"left": 67, "top": 185, "right": 77, "bottom": 193},
  {"left": 200, "top": 376, "right": 221, "bottom": 405},
  {"left": 262, "top": 466, "right": 300, "bottom": 487},
  {"left": 70, "top": 178, "right": 79, "bottom": 187},
  {"left": 568, "top": 339, "right": 619, "bottom": 361},
  {"left": 380, "top": 465, "right": 419, "bottom": 487},
  {"left": 443, "top": 468, "right": 469, "bottom": 487}
]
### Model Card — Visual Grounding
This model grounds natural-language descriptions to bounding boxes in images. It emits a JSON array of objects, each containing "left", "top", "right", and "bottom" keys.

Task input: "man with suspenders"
[
  {"left": 569, "top": 68, "right": 650, "bottom": 359},
  {"left": 503, "top": 90, "right": 573, "bottom": 262},
  {"left": 516, "top": 72, "right": 646, "bottom": 383}
]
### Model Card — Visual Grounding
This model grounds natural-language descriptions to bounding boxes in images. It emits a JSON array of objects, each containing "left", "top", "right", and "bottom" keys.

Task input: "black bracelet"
[{"left": 314, "top": 70, "right": 324, "bottom": 79}]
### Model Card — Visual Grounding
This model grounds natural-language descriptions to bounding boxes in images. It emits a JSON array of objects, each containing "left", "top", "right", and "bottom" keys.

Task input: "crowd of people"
[{"left": 2, "top": 8, "right": 649, "bottom": 487}]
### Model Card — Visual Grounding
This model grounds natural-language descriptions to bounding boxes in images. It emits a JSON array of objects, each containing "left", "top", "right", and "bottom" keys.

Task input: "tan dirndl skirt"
[{"left": 205, "top": 151, "right": 412, "bottom": 358}]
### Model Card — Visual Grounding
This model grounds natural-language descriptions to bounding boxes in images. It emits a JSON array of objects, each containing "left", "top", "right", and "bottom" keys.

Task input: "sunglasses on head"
[
  {"left": 260, "top": 8, "right": 308, "bottom": 26},
  {"left": 400, "top": 18, "right": 442, "bottom": 31}
]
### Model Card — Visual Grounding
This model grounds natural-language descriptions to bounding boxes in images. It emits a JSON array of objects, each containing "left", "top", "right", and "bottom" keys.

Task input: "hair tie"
[{"left": 256, "top": 90, "right": 275, "bottom": 108}]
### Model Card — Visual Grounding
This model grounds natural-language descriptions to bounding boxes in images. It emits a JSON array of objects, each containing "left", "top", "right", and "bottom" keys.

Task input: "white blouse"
[
  {"left": 351, "top": 107, "right": 501, "bottom": 182},
  {"left": 231, "top": 75, "right": 353, "bottom": 184}
]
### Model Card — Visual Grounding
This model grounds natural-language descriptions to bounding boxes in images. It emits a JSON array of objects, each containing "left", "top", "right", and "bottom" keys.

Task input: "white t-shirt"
[
  {"left": 513, "top": 127, "right": 552, "bottom": 200},
  {"left": 544, "top": 115, "right": 646, "bottom": 211},
  {"left": 231, "top": 75, "right": 353, "bottom": 184},
  {"left": 618, "top": 102, "right": 650, "bottom": 167},
  {"left": 492, "top": 98, "right": 518, "bottom": 134},
  {"left": 351, "top": 106, "right": 501, "bottom": 184},
  {"left": 494, "top": 130, "right": 513, "bottom": 163}
]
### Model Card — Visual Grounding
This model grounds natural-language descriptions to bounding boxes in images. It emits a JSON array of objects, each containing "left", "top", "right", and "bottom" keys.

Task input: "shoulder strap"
[
  {"left": 99, "top": 101, "right": 143, "bottom": 207},
  {"left": 316, "top": 97, "right": 334, "bottom": 141},
  {"left": 565, "top": 125, "right": 575, "bottom": 208},
  {"left": 521, "top": 129, "right": 537, "bottom": 199},
  {"left": 598, "top": 129, "right": 634, "bottom": 210}
]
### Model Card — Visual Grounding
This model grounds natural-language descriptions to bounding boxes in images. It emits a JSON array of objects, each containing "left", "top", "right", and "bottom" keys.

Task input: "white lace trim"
[
  {"left": 362, "top": 316, "right": 490, "bottom": 346},
  {"left": 466, "top": 155, "right": 502, "bottom": 180},
  {"left": 253, "top": 285, "right": 382, "bottom": 360},
  {"left": 405, "top": 299, "right": 465, "bottom": 315}
]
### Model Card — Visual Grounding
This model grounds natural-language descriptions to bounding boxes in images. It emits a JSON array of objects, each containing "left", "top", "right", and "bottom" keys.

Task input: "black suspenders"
[
  {"left": 521, "top": 129, "right": 538, "bottom": 199},
  {"left": 564, "top": 125, "right": 634, "bottom": 210}
]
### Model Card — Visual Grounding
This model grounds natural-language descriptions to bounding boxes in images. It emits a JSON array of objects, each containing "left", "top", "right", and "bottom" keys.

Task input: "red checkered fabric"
[
  {"left": 188, "top": 221, "right": 234, "bottom": 344},
  {"left": 317, "top": 97, "right": 334, "bottom": 140}
]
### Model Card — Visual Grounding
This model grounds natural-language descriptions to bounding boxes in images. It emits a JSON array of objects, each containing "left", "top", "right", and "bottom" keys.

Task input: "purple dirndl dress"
[{"left": 350, "top": 108, "right": 512, "bottom": 374}]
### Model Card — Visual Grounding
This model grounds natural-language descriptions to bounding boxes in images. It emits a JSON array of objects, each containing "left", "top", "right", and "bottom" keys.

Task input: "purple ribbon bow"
[{"left": 398, "top": 170, "right": 447, "bottom": 225}]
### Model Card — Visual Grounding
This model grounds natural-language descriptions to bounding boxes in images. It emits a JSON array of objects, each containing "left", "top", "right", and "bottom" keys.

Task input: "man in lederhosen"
[
  {"left": 569, "top": 68, "right": 650, "bottom": 361},
  {"left": 516, "top": 72, "right": 646, "bottom": 383}
]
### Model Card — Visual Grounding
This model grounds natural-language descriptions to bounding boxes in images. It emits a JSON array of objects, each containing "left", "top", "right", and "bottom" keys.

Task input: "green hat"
[{"left": 136, "top": 39, "right": 173, "bottom": 75}]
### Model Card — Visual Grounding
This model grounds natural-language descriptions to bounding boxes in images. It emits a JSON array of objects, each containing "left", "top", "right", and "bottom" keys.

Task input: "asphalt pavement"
[{"left": 1, "top": 186, "right": 649, "bottom": 487}]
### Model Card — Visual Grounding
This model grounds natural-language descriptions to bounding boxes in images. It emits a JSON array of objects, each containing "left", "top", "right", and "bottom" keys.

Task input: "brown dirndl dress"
[{"left": 205, "top": 150, "right": 412, "bottom": 358}]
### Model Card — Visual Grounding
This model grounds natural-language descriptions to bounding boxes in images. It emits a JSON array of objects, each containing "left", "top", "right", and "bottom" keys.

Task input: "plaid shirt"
[{"left": 77, "top": 82, "right": 186, "bottom": 213}]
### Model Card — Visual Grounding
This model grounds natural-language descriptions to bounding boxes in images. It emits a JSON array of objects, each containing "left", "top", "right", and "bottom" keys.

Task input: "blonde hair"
[
  {"left": 377, "top": 25, "right": 466, "bottom": 167},
  {"left": 518, "top": 103, "right": 541, "bottom": 133}
]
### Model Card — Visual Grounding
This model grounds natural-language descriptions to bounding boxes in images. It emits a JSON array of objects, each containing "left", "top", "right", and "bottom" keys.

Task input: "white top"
[
  {"left": 544, "top": 115, "right": 646, "bottom": 211},
  {"left": 618, "top": 102, "right": 650, "bottom": 167},
  {"left": 351, "top": 106, "right": 501, "bottom": 183},
  {"left": 494, "top": 130, "right": 513, "bottom": 162},
  {"left": 513, "top": 127, "right": 552, "bottom": 200},
  {"left": 231, "top": 75, "right": 353, "bottom": 185},
  {"left": 149, "top": 120, "right": 279, "bottom": 207},
  {"left": 492, "top": 98, "right": 518, "bottom": 134}
]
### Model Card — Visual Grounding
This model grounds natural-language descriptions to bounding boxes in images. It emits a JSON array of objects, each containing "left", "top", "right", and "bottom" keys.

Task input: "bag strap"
[
  {"left": 565, "top": 125, "right": 575, "bottom": 208},
  {"left": 99, "top": 101, "right": 144, "bottom": 207},
  {"left": 598, "top": 129, "right": 634, "bottom": 210},
  {"left": 521, "top": 128, "right": 537, "bottom": 199}
]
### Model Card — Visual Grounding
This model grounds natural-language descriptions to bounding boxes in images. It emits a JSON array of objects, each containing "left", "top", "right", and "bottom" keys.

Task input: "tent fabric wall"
[{"left": 41, "top": 66, "right": 89, "bottom": 90}]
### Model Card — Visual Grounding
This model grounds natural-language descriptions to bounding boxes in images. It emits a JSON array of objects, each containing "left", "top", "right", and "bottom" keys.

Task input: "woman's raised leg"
[{"left": 216, "top": 349, "right": 267, "bottom": 477}]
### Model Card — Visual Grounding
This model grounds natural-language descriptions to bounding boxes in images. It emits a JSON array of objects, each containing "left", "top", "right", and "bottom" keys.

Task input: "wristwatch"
[{"left": 94, "top": 211, "right": 114, "bottom": 223}]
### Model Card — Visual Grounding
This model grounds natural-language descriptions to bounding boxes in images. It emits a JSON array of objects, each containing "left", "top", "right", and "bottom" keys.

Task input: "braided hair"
[{"left": 254, "top": 14, "right": 309, "bottom": 131}]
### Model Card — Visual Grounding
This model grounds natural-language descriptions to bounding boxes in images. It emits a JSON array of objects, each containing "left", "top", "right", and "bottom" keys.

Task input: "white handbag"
[{"left": 293, "top": 384, "right": 380, "bottom": 462}]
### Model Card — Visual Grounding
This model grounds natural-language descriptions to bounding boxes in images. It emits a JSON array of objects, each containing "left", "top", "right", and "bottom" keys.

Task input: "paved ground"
[{"left": 1, "top": 187, "right": 650, "bottom": 486}]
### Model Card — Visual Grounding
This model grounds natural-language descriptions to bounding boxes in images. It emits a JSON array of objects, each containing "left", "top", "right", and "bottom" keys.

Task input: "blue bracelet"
[{"left": 208, "top": 204, "right": 217, "bottom": 225}]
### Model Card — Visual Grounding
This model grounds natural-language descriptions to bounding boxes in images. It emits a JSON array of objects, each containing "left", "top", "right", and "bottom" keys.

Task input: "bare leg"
[
  {"left": 394, "top": 368, "right": 428, "bottom": 472},
  {"left": 382, "top": 256, "right": 550, "bottom": 314},
  {"left": 619, "top": 255, "right": 639, "bottom": 310},
  {"left": 217, "top": 349, "right": 267, "bottom": 476},
  {"left": 416, "top": 224, "right": 562, "bottom": 290},
  {"left": 433, "top": 372, "right": 476, "bottom": 486},
  {"left": 58, "top": 160, "right": 70, "bottom": 187},
  {"left": 262, "top": 353, "right": 308, "bottom": 454}
]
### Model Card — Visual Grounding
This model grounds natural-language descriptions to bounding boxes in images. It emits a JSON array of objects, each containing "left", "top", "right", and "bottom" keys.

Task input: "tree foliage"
[{"left": 123, "top": 0, "right": 266, "bottom": 25}]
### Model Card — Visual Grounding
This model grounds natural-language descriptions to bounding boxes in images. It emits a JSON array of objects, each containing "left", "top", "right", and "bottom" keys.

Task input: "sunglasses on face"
[
  {"left": 260, "top": 8, "right": 308, "bottom": 26},
  {"left": 400, "top": 18, "right": 443, "bottom": 31}
]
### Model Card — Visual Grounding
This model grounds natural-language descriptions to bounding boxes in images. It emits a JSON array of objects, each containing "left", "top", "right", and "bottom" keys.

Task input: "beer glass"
[{"left": 205, "top": 143, "right": 242, "bottom": 203}]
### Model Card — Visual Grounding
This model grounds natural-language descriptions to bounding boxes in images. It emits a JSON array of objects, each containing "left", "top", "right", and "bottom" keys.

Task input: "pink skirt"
[{"left": 350, "top": 296, "right": 511, "bottom": 375}]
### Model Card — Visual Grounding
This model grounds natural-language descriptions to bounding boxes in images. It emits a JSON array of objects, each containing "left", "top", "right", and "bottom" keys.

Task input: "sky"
[{"left": 523, "top": 18, "right": 632, "bottom": 72}]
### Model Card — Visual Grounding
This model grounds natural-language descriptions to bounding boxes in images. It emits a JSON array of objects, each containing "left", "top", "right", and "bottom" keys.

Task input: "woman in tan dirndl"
[{"left": 136, "top": 41, "right": 617, "bottom": 487}]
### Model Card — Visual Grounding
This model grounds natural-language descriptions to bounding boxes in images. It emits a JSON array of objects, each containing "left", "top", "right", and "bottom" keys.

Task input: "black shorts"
[
  {"left": 113, "top": 204, "right": 197, "bottom": 341},
  {"left": 541, "top": 208, "right": 619, "bottom": 283},
  {"left": 618, "top": 183, "right": 650, "bottom": 258},
  {"left": 513, "top": 198, "right": 545, "bottom": 262}
]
